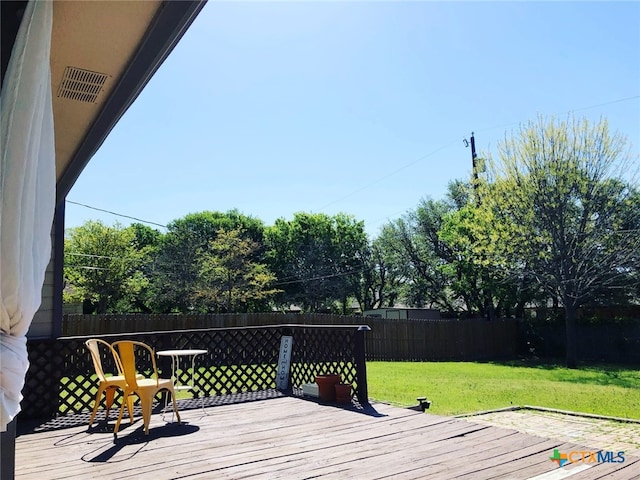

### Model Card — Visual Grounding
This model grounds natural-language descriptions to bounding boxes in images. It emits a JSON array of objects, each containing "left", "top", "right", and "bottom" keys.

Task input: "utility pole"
[
  {"left": 464, "top": 132, "right": 480, "bottom": 205},
  {"left": 470, "top": 132, "right": 479, "bottom": 187},
  {"left": 464, "top": 132, "right": 491, "bottom": 319}
]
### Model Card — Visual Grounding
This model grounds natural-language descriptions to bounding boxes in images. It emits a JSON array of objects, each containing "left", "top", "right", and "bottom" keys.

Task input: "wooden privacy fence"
[
  {"left": 62, "top": 313, "right": 519, "bottom": 361},
  {"left": 61, "top": 312, "right": 353, "bottom": 335},
  {"left": 365, "top": 317, "right": 518, "bottom": 361}
]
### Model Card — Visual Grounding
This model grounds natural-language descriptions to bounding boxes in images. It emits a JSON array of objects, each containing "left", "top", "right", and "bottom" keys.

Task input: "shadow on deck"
[{"left": 15, "top": 393, "right": 640, "bottom": 480}]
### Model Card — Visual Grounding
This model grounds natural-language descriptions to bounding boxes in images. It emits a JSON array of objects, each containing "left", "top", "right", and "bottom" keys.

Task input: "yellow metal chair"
[
  {"left": 112, "top": 340, "right": 181, "bottom": 437},
  {"left": 85, "top": 339, "right": 135, "bottom": 427}
]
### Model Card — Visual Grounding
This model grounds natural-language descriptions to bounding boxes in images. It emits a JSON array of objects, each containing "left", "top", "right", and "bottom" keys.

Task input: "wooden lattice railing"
[{"left": 20, "top": 324, "right": 370, "bottom": 422}]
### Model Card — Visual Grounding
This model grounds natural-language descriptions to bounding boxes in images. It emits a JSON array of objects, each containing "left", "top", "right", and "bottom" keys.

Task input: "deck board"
[{"left": 15, "top": 394, "right": 637, "bottom": 479}]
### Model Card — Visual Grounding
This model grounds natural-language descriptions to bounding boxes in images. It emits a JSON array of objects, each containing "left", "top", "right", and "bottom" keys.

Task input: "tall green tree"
[
  {"left": 481, "top": 116, "right": 640, "bottom": 367},
  {"left": 192, "top": 228, "right": 280, "bottom": 312},
  {"left": 149, "top": 210, "right": 264, "bottom": 313},
  {"left": 130, "top": 222, "right": 162, "bottom": 250},
  {"left": 353, "top": 237, "right": 403, "bottom": 311},
  {"left": 439, "top": 204, "right": 540, "bottom": 318},
  {"left": 376, "top": 181, "right": 472, "bottom": 312},
  {"left": 265, "top": 212, "right": 369, "bottom": 313},
  {"left": 64, "top": 221, "right": 149, "bottom": 313},
  {"left": 125, "top": 223, "right": 163, "bottom": 312}
]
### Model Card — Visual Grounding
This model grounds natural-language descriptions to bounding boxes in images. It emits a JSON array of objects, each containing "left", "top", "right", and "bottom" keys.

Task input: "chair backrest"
[
  {"left": 85, "top": 339, "right": 123, "bottom": 382},
  {"left": 112, "top": 340, "right": 159, "bottom": 389}
]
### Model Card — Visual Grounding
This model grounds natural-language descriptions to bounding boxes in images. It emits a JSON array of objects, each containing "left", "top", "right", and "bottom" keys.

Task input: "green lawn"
[
  {"left": 71, "top": 359, "right": 640, "bottom": 419},
  {"left": 367, "top": 359, "right": 640, "bottom": 419}
]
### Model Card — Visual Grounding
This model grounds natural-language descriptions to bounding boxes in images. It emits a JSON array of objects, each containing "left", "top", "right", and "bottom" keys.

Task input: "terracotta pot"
[
  {"left": 314, "top": 374, "right": 341, "bottom": 402},
  {"left": 334, "top": 383, "right": 352, "bottom": 404}
]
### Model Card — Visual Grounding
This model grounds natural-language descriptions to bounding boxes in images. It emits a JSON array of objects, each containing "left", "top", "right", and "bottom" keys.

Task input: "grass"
[
  {"left": 67, "top": 359, "right": 640, "bottom": 419},
  {"left": 367, "top": 359, "right": 640, "bottom": 419}
]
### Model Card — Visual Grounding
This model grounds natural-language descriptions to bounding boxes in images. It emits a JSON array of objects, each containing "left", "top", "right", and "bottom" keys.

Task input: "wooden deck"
[{"left": 15, "top": 392, "right": 639, "bottom": 479}]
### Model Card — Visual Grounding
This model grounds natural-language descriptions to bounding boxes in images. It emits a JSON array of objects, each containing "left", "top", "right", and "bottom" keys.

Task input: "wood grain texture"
[{"left": 15, "top": 395, "right": 636, "bottom": 479}]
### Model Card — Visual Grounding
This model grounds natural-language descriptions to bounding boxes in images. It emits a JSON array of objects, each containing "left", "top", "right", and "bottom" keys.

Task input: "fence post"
[{"left": 354, "top": 325, "right": 371, "bottom": 405}]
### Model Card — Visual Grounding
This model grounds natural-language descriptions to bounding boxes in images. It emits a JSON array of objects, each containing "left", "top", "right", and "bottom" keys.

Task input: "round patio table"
[{"left": 156, "top": 349, "right": 208, "bottom": 416}]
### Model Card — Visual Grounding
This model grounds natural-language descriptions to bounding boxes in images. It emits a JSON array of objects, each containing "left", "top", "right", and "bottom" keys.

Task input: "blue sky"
[{"left": 65, "top": 1, "right": 640, "bottom": 238}]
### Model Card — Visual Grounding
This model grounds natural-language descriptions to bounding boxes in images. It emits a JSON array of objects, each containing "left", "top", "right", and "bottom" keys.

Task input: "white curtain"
[{"left": 0, "top": 0, "right": 55, "bottom": 432}]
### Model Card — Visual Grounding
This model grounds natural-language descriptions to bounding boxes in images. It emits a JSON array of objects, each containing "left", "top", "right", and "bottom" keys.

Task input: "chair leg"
[
  {"left": 169, "top": 389, "right": 181, "bottom": 424},
  {"left": 104, "top": 386, "right": 116, "bottom": 419},
  {"left": 88, "top": 385, "right": 106, "bottom": 427},
  {"left": 113, "top": 389, "right": 131, "bottom": 439},
  {"left": 127, "top": 394, "right": 135, "bottom": 424},
  {"left": 139, "top": 391, "right": 156, "bottom": 435}
]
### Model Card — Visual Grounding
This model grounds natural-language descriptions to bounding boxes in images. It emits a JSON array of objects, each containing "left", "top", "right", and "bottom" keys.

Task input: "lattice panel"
[
  {"left": 22, "top": 325, "right": 367, "bottom": 422},
  {"left": 288, "top": 326, "right": 358, "bottom": 394},
  {"left": 21, "top": 340, "right": 60, "bottom": 418}
]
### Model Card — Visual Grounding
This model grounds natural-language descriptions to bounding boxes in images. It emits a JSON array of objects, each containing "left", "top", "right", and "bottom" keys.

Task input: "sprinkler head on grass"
[{"left": 417, "top": 397, "right": 431, "bottom": 412}]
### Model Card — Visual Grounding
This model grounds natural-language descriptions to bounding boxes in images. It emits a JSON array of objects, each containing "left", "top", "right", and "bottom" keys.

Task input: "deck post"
[
  {"left": 1, "top": 417, "right": 16, "bottom": 479},
  {"left": 354, "top": 325, "right": 370, "bottom": 405}
]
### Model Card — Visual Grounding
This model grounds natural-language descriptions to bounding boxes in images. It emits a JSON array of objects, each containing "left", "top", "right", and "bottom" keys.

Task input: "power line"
[
  {"left": 68, "top": 95, "right": 639, "bottom": 230},
  {"left": 273, "top": 267, "right": 369, "bottom": 286},
  {"left": 67, "top": 252, "right": 118, "bottom": 259},
  {"left": 316, "top": 139, "right": 460, "bottom": 211},
  {"left": 475, "top": 95, "right": 640, "bottom": 135},
  {"left": 554, "top": 94, "right": 640, "bottom": 115},
  {"left": 66, "top": 200, "right": 168, "bottom": 229},
  {"left": 317, "top": 94, "right": 640, "bottom": 214}
]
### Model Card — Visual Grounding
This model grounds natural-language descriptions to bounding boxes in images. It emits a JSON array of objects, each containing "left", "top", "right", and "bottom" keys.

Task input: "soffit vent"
[{"left": 57, "top": 66, "right": 109, "bottom": 103}]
